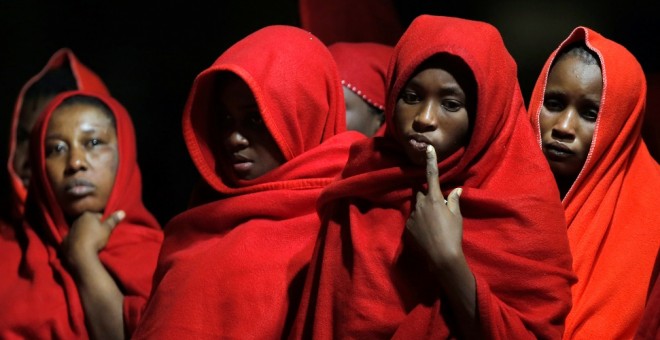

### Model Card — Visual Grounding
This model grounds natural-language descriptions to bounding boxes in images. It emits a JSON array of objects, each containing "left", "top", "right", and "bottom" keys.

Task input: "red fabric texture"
[
  {"left": 299, "top": 0, "right": 403, "bottom": 46},
  {"left": 5, "top": 48, "right": 109, "bottom": 221},
  {"left": 133, "top": 25, "right": 364, "bottom": 339},
  {"left": 328, "top": 42, "right": 393, "bottom": 110},
  {"left": 291, "top": 15, "right": 575, "bottom": 339},
  {"left": 0, "top": 91, "right": 162, "bottom": 338},
  {"left": 636, "top": 249, "right": 660, "bottom": 339},
  {"left": 528, "top": 27, "right": 660, "bottom": 339}
]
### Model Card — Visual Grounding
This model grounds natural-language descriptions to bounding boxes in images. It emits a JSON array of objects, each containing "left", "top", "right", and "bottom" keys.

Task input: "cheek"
[
  {"left": 539, "top": 111, "right": 555, "bottom": 137},
  {"left": 393, "top": 105, "right": 413, "bottom": 137},
  {"left": 45, "top": 159, "right": 64, "bottom": 189}
]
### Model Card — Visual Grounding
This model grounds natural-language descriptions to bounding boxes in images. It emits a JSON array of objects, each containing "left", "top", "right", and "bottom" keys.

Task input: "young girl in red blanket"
[
  {"left": 133, "top": 25, "right": 364, "bottom": 339},
  {"left": 528, "top": 27, "right": 660, "bottom": 339},
  {"left": 291, "top": 15, "right": 576, "bottom": 339},
  {"left": 0, "top": 91, "right": 163, "bottom": 339}
]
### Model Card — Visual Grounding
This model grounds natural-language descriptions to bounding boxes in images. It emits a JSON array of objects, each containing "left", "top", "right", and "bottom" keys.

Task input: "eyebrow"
[{"left": 407, "top": 79, "right": 465, "bottom": 96}]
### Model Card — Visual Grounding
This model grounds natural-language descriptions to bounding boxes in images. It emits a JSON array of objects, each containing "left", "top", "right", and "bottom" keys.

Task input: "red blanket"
[
  {"left": 133, "top": 26, "right": 364, "bottom": 339},
  {"left": 0, "top": 91, "right": 162, "bottom": 338},
  {"left": 529, "top": 27, "right": 660, "bottom": 339},
  {"left": 291, "top": 15, "right": 576, "bottom": 339}
]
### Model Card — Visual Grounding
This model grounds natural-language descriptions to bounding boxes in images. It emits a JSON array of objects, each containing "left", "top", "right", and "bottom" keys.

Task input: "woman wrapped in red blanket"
[
  {"left": 291, "top": 15, "right": 576, "bottom": 339},
  {"left": 133, "top": 25, "right": 364, "bottom": 339},
  {"left": 528, "top": 27, "right": 660, "bottom": 339},
  {"left": 0, "top": 91, "right": 163, "bottom": 339}
]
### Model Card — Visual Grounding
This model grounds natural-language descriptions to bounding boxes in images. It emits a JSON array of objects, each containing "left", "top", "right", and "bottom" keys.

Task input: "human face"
[
  {"left": 393, "top": 65, "right": 471, "bottom": 166},
  {"left": 13, "top": 95, "right": 56, "bottom": 188},
  {"left": 539, "top": 55, "right": 602, "bottom": 188},
  {"left": 215, "top": 75, "right": 285, "bottom": 183},
  {"left": 344, "top": 87, "right": 382, "bottom": 137},
  {"left": 45, "top": 103, "right": 118, "bottom": 218}
]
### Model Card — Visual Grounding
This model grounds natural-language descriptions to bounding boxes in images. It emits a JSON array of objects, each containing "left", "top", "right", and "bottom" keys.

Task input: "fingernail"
[
  {"left": 457, "top": 188, "right": 463, "bottom": 197},
  {"left": 426, "top": 145, "right": 433, "bottom": 154},
  {"left": 117, "top": 210, "right": 126, "bottom": 220}
]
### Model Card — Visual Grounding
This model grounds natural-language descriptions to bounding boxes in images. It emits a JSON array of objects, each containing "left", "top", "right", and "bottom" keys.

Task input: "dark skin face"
[
  {"left": 45, "top": 103, "right": 118, "bottom": 218},
  {"left": 539, "top": 54, "right": 602, "bottom": 197},
  {"left": 215, "top": 75, "right": 285, "bottom": 184},
  {"left": 13, "top": 94, "right": 56, "bottom": 188},
  {"left": 393, "top": 60, "right": 472, "bottom": 166},
  {"left": 344, "top": 87, "right": 383, "bottom": 137}
]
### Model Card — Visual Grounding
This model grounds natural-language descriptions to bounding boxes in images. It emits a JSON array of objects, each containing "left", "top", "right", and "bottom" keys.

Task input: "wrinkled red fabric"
[
  {"left": 529, "top": 27, "right": 660, "bottom": 340},
  {"left": 0, "top": 90, "right": 163, "bottom": 338},
  {"left": 635, "top": 249, "right": 660, "bottom": 340},
  {"left": 299, "top": 0, "right": 402, "bottom": 46},
  {"left": 5, "top": 48, "right": 109, "bottom": 221},
  {"left": 133, "top": 25, "right": 364, "bottom": 339},
  {"left": 291, "top": 15, "right": 576, "bottom": 339},
  {"left": 328, "top": 42, "right": 393, "bottom": 111}
]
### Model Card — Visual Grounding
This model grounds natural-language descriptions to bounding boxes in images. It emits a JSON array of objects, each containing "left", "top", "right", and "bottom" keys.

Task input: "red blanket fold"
[
  {"left": 291, "top": 15, "right": 576, "bottom": 339},
  {"left": 529, "top": 27, "right": 660, "bottom": 339},
  {"left": 0, "top": 91, "right": 162, "bottom": 339},
  {"left": 133, "top": 25, "right": 364, "bottom": 339}
]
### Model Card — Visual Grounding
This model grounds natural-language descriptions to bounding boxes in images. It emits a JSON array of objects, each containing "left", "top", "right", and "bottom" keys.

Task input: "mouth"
[
  {"left": 543, "top": 141, "right": 575, "bottom": 160},
  {"left": 231, "top": 154, "right": 254, "bottom": 173},
  {"left": 408, "top": 134, "right": 432, "bottom": 153},
  {"left": 64, "top": 179, "right": 96, "bottom": 197}
]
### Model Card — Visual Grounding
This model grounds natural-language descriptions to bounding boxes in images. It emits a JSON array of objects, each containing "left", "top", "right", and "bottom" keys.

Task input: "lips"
[
  {"left": 543, "top": 141, "right": 575, "bottom": 160},
  {"left": 231, "top": 154, "right": 253, "bottom": 173},
  {"left": 64, "top": 178, "right": 96, "bottom": 197},
  {"left": 408, "top": 134, "right": 432, "bottom": 152}
]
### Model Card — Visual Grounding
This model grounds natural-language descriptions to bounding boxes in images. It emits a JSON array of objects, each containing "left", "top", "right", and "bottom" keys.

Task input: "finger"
[
  {"left": 103, "top": 210, "right": 126, "bottom": 230},
  {"left": 415, "top": 191, "right": 425, "bottom": 207},
  {"left": 447, "top": 188, "right": 463, "bottom": 217},
  {"left": 425, "top": 145, "right": 443, "bottom": 201}
]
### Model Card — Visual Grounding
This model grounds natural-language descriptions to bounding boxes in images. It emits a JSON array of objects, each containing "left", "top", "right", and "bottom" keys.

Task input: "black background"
[{"left": 2, "top": 1, "right": 658, "bottom": 226}]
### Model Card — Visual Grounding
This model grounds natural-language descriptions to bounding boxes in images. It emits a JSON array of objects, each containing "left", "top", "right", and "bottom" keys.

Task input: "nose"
[
  {"left": 551, "top": 109, "right": 577, "bottom": 142},
  {"left": 412, "top": 101, "right": 438, "bottom": 132},
  {"left": 65, "top": 147, "right": 88, "bottom": 174},
  {"left": 225, "top": 130, "right": 249, "bottom": 151}
]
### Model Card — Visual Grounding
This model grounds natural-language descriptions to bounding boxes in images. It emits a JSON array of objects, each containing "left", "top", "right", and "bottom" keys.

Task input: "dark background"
[{"left": 2, "top": 1, "right": 658, "bottom": 226}]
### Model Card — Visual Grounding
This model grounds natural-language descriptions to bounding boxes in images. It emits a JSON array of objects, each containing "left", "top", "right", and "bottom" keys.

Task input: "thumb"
[
  {"left": 447, "top": 188, "right": 463, "bottom": 217},
  {"left": 103, "top": 210, "right": 126, "bottom": 230}
]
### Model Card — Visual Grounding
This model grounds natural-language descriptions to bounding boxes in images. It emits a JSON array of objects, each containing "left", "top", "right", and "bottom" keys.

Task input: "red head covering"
[
  {"left": 528, "top": 27, "right": 660, "bottom": 339},
  {"left": 328, "top": 42, "right": 393, "bottom": 111},
  {"left": 291, "top": 15, "right": 575, "bottom": 339},
  {"left": 5, "top": 48, "right": 109, "bottom": 221},
  {"left": 133, "top": 25, "right": 364, "bottom": 339},
  {"left": 0, "top": 90, "right": 162, "bottom": 338}
]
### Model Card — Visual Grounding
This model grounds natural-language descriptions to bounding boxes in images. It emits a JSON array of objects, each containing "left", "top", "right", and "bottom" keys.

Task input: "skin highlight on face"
[
  {"left": 45, "top": 103, "right": 118, "bottom": 218},
  {"left": 393, "top": 55, "right": 474, "bottom": 166},
  {"left": 539, "top": 52, "right": 603, "bottom": 197},
  {"left": 214, "top": 74, "right": 285, "bottom": 184}
]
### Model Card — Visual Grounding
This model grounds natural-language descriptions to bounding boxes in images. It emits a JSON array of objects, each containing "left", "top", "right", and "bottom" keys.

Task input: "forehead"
[
  {"left": 48, "top": 103, "right": 115, "bottom": 131},
  {"left": 548, "top": 56, "right": 603, "bottom": 85}
]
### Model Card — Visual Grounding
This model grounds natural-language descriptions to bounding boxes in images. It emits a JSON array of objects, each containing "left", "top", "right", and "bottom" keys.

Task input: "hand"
[
  {"left": 406, "top": 145, "right": 464, "bottom": 273},
  {"left": 62, "top": 210, "right": 125, "bottom": 267}
]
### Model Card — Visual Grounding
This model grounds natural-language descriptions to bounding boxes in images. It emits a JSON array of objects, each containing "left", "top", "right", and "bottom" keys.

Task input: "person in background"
[
  {"left": 133, "top": 25, "right": 363, "bottom": 339},
  {"left": 528, "top": 26, "right": 660, "bottom": 339},
  {"left": 0, "top": 91, "right": 163, "bottom": 339},
  {"left": 328, "top": 41, "right": 393, "bottom": 136}
]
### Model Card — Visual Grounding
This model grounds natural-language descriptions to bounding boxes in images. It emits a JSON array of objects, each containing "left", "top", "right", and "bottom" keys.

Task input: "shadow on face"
[
  {"left": 212, "top": 73, "right": 285, "bottom": 185},
  {"left": 344, "top": 87, "right": 384, "bottom": 137}
]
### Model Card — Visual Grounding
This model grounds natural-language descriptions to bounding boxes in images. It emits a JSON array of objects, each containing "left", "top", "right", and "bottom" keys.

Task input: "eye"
[
  {"left": 581, "top": 106, "right": 599, "bottom": 122},
  {"left": 248, "top": 113, "right": 264, "bottom": 126},
  {"left": 85, "top": 138, "right": 103, "bottom": 148},
  {"left": 45, "top": 142, "right": 67, "bottom": 157},
  {"left": 543, "top": 97, "right": 565, "bottom": 112},
  {"left": 399, "top": 90, "right": 420, "bottom": 104},
  {"left": 442, "top": 99, "right": 463, "bottom": 112}
]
